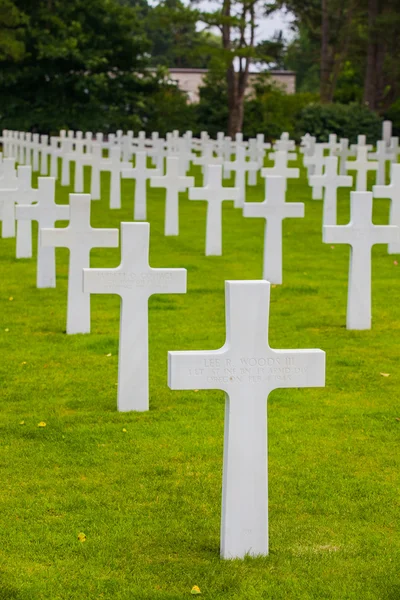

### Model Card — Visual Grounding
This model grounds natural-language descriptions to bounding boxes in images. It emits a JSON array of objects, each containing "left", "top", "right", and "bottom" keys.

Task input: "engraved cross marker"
[
  {"left": 84, "top": 222, "right": 187, "bottom": 412},
  {"left": 224, "top": 146, "right": 258, "bottom": 207},
  {"left": 243, "top": 176, "right": 304, "bottom": 283},
  {"left": 262, "top": 150, "right": 299, "bottom": 193},
  {"left": 309, "top": 156, "right": 352, "bottom": 225},
  {"left": 150, "top": 156, "right": 194, "bottom": 236},
  {"left": 41, "top": 194, "right": 119, "bottom": 334},
  {"left": 0, "top": 158, "right": 18, "bottom": 238},
  {"left": 323, "top": 191, "right": 399, "bottom": 329},
  {"left": 189, "top": 165, "right": 239, "bottom": 255},
  {"left": 346, "top": 146, "right": 378, "bottom": 192},
  {"left": 15, "top": 177, "right": 69, "bottom": 288},
  {"left": 168, "top": 280, "right": 325, "bottom": 559},
  {"left": 121, "top": 152, "right": 160, "bottom": 220},
  {"left": 373, "top": 163, "right": 400, "bottom": 254}
]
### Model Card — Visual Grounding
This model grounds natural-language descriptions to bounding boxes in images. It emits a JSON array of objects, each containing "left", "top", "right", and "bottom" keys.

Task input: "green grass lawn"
[{"left": 0, "top": 154, "right": 399, "bottom": 599}]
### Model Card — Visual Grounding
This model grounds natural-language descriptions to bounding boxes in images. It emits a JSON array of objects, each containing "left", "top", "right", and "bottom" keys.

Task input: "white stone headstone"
[
  {"left": 224, "top": 146, "right": 258, "bottom": 208},
  {"left": 84, "top": 222, "right": 187, "bottom": 411},
  {"left": 150, "top": 156, "right": 194, "bottom": 236},
  {"left": 15, "top": 166, "right": 38, "bottom": 259},
  {"left": 337, "top": 138, "right": 353, "bottom": 175},
  {"left": 243, "top": 176, "right": 304, "bottom": 283},
  {"left": 309, "top": 156, "right": 352, "bottom": 225},
  {"left": 346, "top": 146, "right": 378, "bottom": 192},
  {"left": 0, "top": 159, "right": 18, "bottom": 238},
  {"left": 368, "top": 140, "right": 391, "bottom": 186},
  {"left": 323, "top": 191, "right": 399, "bottom": 329},
  {"left": 168, "top": 280, "right": 325, "bottom": 559},
  {"left": 382, "top": 120, "right": 392, "bottom": 147},
  {"left": 304, "top": 144, "right": 325, "bottom": 199},
  {"left": 15, "top": 177, "right": 69, "bottom": 287},
  {"left": 41, "top": 194, "right": 119, "bottom": 334},
  {"left": 121, "top": 152, "right": 160, "bottom": 220},
  {"left": 189, "top": 165, "right": 239, "bottom": 255},
  {"left": 262, "top": 150, "right": 299, "bottom": 193},
  {"left": 373, "top": 163, "right": 400, "bottom": 254}
]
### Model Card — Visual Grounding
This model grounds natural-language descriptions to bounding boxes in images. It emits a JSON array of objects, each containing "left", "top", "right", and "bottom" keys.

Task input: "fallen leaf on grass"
[
  {"left": 191, "top": 586, "right": 201, "bottom": 595},
  {"left": 330, "top": 246, "right": 335, "bottom": 249},
  {"left": 380, "top": 373, "right": 390, "bottom": 377},
  {"left": 38, "top": 422, "right": 47, "bottom": 427},
  {"left": 21, "top": 361, "right": 27, "bottom": 365},
  {"left": 395, "top": 418, "right": 400, "bottom": 421},
  {"left": 78, "top": 532, "right": 87, "bottom": 543},
  {"left": 19, "top": 421, "right": 25, "bottom": 425},
  {"left": 394, "top": 261, "right": 398, "bottom": 266},
  {"left": 9, "top": 297, "right": 13, "bottom": 301},
  {"left": 4, "top": 328, "right": 9, "bottom": 332},
  {"left": 122, "top": 428, "right": 127, "bottom": 433},
  {"left": 106, "top": 353, "right": 112, "bottom": 357}
]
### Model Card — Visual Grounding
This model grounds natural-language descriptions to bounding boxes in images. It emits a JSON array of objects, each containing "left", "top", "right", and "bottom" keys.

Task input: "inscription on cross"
[
  {"left": 84, "top": 222, "right": 187, "bottom": 412},
  {"left": 168, "top": 280, "right": 325, "bottom": 559}
]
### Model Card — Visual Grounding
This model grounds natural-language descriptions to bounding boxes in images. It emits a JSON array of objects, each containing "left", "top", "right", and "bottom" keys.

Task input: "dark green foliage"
[
  {"left": 244, "top": 77, "right": 317, "bottom": 140},
  {"left": 296, "top": 102, "right": 383, "bottom": 143},
  {"left": 385, "top": 98, "right": 400, "bottom": 137},
  {"left": 0, "top": 0, "right": 167, "bottom": 133}
]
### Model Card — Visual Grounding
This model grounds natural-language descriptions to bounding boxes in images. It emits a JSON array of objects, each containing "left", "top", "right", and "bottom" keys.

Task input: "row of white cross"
[{"left": 1, "top": 124, "right": 398, "bottom": 560}]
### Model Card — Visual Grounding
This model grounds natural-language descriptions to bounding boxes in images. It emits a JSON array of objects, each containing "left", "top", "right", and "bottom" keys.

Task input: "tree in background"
[{"left": 0, "top": 0, "right": 162, "bottom": 131}]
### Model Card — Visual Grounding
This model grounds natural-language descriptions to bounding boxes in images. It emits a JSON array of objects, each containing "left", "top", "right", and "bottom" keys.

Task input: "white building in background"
[{"left": 167, "top": 68, "right": 296, "bottom": 103}]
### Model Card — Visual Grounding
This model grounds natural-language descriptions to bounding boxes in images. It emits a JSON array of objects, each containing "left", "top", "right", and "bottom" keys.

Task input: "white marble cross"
[
  {"left": 336, "top": 138, "right": 353, "bottom": 175},
  {"left": 368, "top": 141, "right": 391, "bottom": 186},
  {"left": 304, "top": 144, "right": 325, "bottom": 199},
  {"left": 84, "top": 222, "right": 186, "bottom": 411},
  {"left": 121, "top": 152, "right": 160, "bottom": 220},
  {"left": 373, "top": 163, "right": 400, "bottom": 254},
  {"left": 41, "top": 194, "right": 119, "bottom": 334},
  {"left": 189, "top": 165, "right": 239, "bottom": 255},
  {"left": 39, "top": 135, "right": 50, "bottom": 175},
  {"left": 350, "top": 134, "right": 373, "bottom": 155},
  {"left": 168, "top": 279, "right": 325, "bottom": 559},
  {"left": 323, "top": 191, "right": 399, "bottom": 329},
  {"left": 382, "top": 120, "right": 392, "bottom": 147},
  {"left": 224, "top": 146, "right": 258, "bottom": 208},
  {"left": 15, "top": 177, "right": 69, "bottom": 287},
  {"left": 309, "top": 156, "right": 352, "bottom": 225},
  {"left": 15, "top": 166, "right": 38, "bottom": 259},
  {"left": 262, "top": 150, "right": 299, "bottom": 193},
  {"left": 0, "top": 159, "right": 18, "bottom": 238},
  {"left": 346, "top": 146, "right": 378, "bottom": 192},
  {"left": 243, "top": 176, "right": 304, "bottom": 283},
  {"left": 150, "top": 156, "right": 194, "bottom": 236}
]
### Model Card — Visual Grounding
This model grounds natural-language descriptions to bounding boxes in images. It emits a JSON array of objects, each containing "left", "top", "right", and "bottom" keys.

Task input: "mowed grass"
[{"left": 0, "top": 153, "right": 399, "bottom": 600}]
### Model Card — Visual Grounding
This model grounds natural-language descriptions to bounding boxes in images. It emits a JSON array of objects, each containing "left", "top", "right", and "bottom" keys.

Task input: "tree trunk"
[
  {"left": 363, "top": 0, "right": 379, "bottom": 109},
  {"left": 320, "top": 0, "right": 331, "bottom": 103}
]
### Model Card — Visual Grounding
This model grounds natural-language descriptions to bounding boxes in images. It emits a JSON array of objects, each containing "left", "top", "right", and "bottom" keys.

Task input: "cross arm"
[
  {"left": 15, "top": 203, "right": 37, "bottom": 220},
  {"left": 323, "top": 225, "right": 352, "bottom": 244},
  {"left": 269, "top": 349, "right": 325, "bottom": 390},
  {"left": 150, "top": 175, "right": 167, "bottom": 188},
  {"left": 168, "top": 348, "right": 227, "bottom": 391},
  {"left": 91, "top": 229, "right": 119, "bottom": 248},
  {"left": 372, "top": 225, "right": 399, "bottom": 245},
  {"left": 243, "top": 202, "right": 267, "bottom": 219},
  {"left": 148, "top": 267, "right": 187, "bottom": 295},
  {"left": 373, "top": 184, "right": 393, "bottom": 199},
  {"left": 83, "top": 268, "right": 123, "bottom": 296}
]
